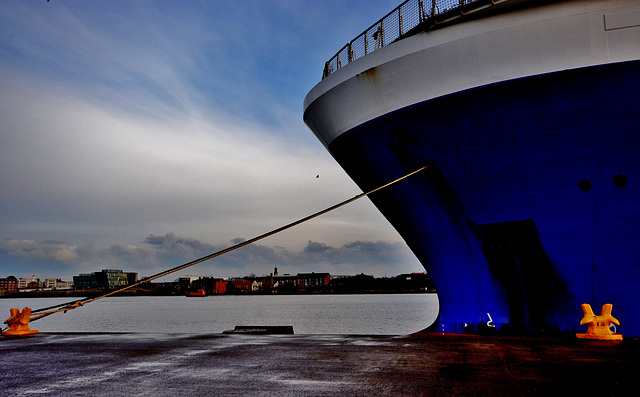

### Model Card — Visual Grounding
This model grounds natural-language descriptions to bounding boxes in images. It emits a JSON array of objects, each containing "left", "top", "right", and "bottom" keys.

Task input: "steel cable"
[{"left": 24, "top": 165, "right": 428, "bottom": 324}]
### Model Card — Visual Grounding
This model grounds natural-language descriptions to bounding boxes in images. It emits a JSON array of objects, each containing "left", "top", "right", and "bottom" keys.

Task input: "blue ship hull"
[
  {"left": 327, "top": 60, "right": 640, "bottom": 335},
  {"left": 305, "top": 0, "right": 640, "bottom": 336}
]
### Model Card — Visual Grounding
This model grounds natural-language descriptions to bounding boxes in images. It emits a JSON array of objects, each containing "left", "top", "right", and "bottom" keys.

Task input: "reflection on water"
[{"left": 1, "top": 294, "right": 439, "bottom": 335}]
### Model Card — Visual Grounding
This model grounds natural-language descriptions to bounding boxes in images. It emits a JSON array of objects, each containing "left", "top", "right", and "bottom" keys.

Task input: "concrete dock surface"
[{"left": 1, "top": 332, "right": 638, "bottom": 396}]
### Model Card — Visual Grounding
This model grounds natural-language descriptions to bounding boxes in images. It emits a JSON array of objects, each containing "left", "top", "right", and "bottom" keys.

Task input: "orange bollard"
[
  {"left": 2, "top": 308, "right": 39, "bottom": 337},
  {"left": 576, "top": 303, "right": 622, "bottom": 341}
]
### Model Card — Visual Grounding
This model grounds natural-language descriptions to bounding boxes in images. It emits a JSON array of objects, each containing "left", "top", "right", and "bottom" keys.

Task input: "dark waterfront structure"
[
  {"left": 73, "top": 269, "right": 137, "bottom": 290},
  {"left": 182, "top": 272, "right": 434, "bottom": 296}
]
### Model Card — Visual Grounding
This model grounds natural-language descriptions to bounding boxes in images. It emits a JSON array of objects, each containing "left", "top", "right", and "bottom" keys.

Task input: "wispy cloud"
[{"left": 0, "top": 1, "right": 424, "bottom": 280}]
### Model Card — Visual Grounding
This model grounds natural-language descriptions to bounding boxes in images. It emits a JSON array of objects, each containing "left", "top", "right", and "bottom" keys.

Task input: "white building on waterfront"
[
  {"left": 43, "top": 279, "right": 74, "bottom": 289},
  {"left": 17, "top": 275, "right": 40, "bottom": 289}
]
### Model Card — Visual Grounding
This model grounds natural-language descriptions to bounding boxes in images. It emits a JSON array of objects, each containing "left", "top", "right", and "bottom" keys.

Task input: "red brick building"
[
  {"left": 0, "top": 275, "right": 18, "bottom": 294},
  {"left": 214, "top": 280, "right": 227, "bottom": 294},
  {"left": 229, "top": 279, "right": 252, "bottom": 292}
]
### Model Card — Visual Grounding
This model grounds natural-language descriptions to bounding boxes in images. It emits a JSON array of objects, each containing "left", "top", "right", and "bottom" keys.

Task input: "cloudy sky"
[{"left": 0, "top": 0, "right": 423, "bottom": 282}]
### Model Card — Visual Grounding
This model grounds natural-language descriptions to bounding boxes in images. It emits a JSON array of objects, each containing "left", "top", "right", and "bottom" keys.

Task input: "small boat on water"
[{"left": 186, "top": 289, "right": 207, "bottom": 297}]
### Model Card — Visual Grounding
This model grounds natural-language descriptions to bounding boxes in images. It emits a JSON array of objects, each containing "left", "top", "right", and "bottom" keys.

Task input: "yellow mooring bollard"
[
  {"left": 2, "top": 308, "right": 39, "bottom": 337},
  {"left": 576, "top": 303, "right": 622, "bottom": 341}
]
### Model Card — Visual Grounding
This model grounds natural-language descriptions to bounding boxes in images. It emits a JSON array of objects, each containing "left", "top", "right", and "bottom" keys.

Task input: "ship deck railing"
[{"left": 322, "top": 0, "right": 510, "bottom": 79}]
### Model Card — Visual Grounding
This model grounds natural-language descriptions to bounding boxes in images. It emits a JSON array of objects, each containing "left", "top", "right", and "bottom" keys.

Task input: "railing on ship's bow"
[{"left": 323, "top": 0, "right": 507, "bottom": 79}]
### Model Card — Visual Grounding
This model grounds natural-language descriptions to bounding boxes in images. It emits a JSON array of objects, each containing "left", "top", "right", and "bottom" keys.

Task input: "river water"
[{"left": 1, "top": 293, "right": 439, "bottom": 335}]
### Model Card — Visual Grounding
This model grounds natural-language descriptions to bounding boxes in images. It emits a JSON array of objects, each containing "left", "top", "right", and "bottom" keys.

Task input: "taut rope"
[{"left": 18, "top": 166, "right": 428, "bottom": 324}]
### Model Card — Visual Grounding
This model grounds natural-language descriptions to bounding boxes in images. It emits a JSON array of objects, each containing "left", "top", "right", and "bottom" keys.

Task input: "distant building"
[
  {"left": 73, "top": 269, "right": 137, "bottom": 290},
  {"left": 272, "top": 274, "right": 296, "bottom": 289},
  {"left": 73, "top": 274, "right": 93, "bottom": 289},
  {"left": 43, "top": 279, "right": 74, "bottom": 290},
  {"left": 252, "top": 276, "right": 272, "bottom": 291},
  {"left": 96, "top": 269, "right": 137, "bottom": 288},
  {"left": 272, "top": 272, "right": 331, "bottom": 291},
  {"left": 0, "top": 275, "right": 18, "bottom": 294},
  {"left": 329, "top": 273, "right": 375, "bottom": 291},
  {"left": 296, "top": 272, "right": 330, "bottom": 289},
  {"left": 18, "top": 275, "right": 41, "bottom": 290},
  {"left": 189, "top": 277, "right": 228, "bottom": 294},
  {"left": 214, "top": 280, "right": 227, "bottom": 294},
  {"left": 229, "top": 279, "right": 252, "bottom": 292}
]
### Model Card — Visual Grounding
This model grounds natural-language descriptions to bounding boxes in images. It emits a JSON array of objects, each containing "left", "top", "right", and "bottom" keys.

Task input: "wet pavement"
[{"left": 1, "top": 332, "right": 638, "bottom": 396}]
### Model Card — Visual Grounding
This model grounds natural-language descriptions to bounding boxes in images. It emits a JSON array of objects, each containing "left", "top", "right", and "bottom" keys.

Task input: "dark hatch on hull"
[{"left": 478, "top": 219, "right": 570, "bottom": 334}]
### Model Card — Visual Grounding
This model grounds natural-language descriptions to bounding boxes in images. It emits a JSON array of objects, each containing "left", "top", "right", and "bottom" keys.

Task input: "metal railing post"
[
  {"left": 365, "top": 30, "right": 369, "bottom": 55},
  {"left": 378, "top": 21, "right": 384, "bottom": 49}
]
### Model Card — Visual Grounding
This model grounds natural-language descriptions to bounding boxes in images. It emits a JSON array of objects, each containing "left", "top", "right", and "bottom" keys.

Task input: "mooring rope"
[{"left": 22, "top": 165, "right": 428, "bottom": 324}]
